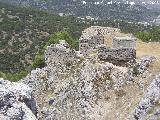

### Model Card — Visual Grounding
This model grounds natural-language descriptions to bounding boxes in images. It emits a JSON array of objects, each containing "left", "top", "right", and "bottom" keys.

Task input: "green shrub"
[
  {"left": 135, "top": 32, "right": 151, "bottom": 42},
  {"left": 0, "top": 72, "right": 6, "bottom": 79},
  {"left": 0, "top": 70, "right": 28, "bottom": 82},
  {"left": 32, "top": 53, "right": 45, "bottom": 69},
  {"left": 47, "top": 31, "right": 79, "bottom": 50},
  {"left": 135, "top": 26, "right": 160, "bottom": 42}
]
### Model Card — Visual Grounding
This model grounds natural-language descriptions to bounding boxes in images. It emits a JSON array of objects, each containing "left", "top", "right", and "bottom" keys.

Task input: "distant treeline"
[{"left": 135, "top": 26, "right": 160, "bottom": 42}]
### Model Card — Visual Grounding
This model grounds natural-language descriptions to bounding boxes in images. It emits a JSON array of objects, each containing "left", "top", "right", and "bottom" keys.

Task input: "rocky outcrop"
[
  {"left": 19, "top": 40, "right": 159, "bottom": 120},
  {"left": 127, "top": 75, "right": 160, "bottom": 120},
  {"left": 23, "top": 59, "right": 133, "bottom": 120},
  {"left": 1, "top": 37, "right": 159, "bottom": 120},
  {"left": 20, "top": 41, "right": 136, "bottom": 119},
  {"left": 0, "top": 79, "right": 37, "bottom": 120}
]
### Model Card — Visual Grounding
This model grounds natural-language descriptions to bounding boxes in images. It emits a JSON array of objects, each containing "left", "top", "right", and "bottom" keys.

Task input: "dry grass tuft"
[{"left": 136, "top": 40, "right": 160, "bottom": 59}]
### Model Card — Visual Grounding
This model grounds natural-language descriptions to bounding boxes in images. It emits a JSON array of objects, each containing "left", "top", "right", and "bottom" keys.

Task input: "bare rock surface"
[
  {"left": 0, "top": 79, "right": 37, "bottom": 120},
  {"left": 127, "top": 75, "right": 160, "bottom": 120}
]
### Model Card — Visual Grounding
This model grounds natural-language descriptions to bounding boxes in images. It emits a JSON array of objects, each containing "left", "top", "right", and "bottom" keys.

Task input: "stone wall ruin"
[
  {"left": 79, "top": 26, "right": 136, "bottom": 65},
  {"left": 113, "top": 36, "right": 136, "bottom": 48},
  {"left": 45, "top": 40, "right": 77, "bottom": 67},
  {"left": 98, "top": 46, "right": 136, "bottom": 66},
  {"left": 79, "top": 26, "right": 120, "bottom": 56}
]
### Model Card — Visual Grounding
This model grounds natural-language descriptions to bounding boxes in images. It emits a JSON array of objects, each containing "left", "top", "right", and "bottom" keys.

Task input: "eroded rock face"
[
  {"left": 0, "top": 79, "right": 37, "bottom": 120},
  {"left": 42, "top": 61, "right": 134, "bottom": 120},
  {"left": 127, "top": 75, "right": 160, "bottom": 120},
  {"left": 20, "top": 40, "right": 160, "bottom": 120}
]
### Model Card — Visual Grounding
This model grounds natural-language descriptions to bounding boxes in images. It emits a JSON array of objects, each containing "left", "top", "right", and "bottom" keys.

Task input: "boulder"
[{"left": 0, "top": 80, "right": 37, "bottom": 120}]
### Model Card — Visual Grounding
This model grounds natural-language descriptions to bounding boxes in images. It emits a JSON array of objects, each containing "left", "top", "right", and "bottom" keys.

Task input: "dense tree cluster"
[{"left": 135, "top": 27, "right": 160, "bottom": 42}]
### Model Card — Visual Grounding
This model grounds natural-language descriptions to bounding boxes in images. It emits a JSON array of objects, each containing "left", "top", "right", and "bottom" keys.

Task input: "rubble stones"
[
  {"left": 21, "top": 41, "right": 135, "bottom": 119},
  {"left": 21, "top": 40, "right": 157, "bottom": 120},
  {"left": 136, "top": 56, "right": 156, "bottom": 74}
]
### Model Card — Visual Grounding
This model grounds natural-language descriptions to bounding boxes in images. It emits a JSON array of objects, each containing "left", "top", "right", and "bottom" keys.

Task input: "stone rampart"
[
  {"left": 45, "top": 40, "right": 77, "bottom": 67},
  {"left": 98, "top": 45, "right": 136, "bottom": 65},
  {"left": 113, "top": 36, "right": 136, "bottom": 48}
]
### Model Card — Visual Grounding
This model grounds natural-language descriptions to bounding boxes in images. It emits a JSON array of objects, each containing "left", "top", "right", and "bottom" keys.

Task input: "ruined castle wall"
[
  {"left": 113, "top": 37, "right": 136, "bottom": 48},
  {"left": 45, "top": 44, "right": 77, "bottom": 67},
  {"left": 79, "top": 26, "right": 121, "bottom": 56},
  {"left": 79, "top": 34, "right": 104, "bottom": 56},
  {"left": 98, "top": 46, "right": 136, "bottom": 65}
]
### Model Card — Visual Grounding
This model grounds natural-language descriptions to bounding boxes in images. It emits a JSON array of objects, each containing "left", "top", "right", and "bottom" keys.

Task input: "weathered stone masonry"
[
  {"left": 79, "top": 26, "right": 136, "bottom": 65},
  {"left": 45, "top": 40, "right": 77, "bottom": 67},
  {"left": 113, "top": 37, "right": 136, "bottom": 48},
  {"left": 98, "top": 46, "right": 136, "bottom": 65},
  {"left": 79, "top": 32, "right": 104, "bottom": 56}
]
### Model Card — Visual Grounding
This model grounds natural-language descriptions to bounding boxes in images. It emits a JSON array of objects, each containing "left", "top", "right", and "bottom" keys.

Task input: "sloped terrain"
[{"left": 0, "top": 2, "right": 87, "bottom": 73}]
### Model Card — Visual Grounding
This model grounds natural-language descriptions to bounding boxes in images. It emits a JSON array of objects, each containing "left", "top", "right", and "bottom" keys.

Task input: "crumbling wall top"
[
  {"left": 45, "top": 40, "right": 77, "bottom": 66},
  {"left": 113, "top": 36, "right": 136, "bottom": 49}
]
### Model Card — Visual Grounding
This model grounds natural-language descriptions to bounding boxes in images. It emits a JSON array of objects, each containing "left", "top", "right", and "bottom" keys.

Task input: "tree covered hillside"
[
  {"left": 0, "top": 0, "right": 159, "bottom": 22},
  {"left": 0, "top": 2, "right": 88, "bottom": 73}
]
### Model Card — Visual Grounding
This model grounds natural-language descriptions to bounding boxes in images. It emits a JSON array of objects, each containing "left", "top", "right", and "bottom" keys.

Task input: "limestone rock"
[
  {"left": 0, "top": 79, "right": 37, "bottom": 120},
  {"left": 21, "top": 42, "right": 134, "bottom": 119},
  {"left": 127, "top": 75, "right": 160, "bottom": 120},
  {"left": 136, "top": 56, "right": 156, "bottom": 74}
]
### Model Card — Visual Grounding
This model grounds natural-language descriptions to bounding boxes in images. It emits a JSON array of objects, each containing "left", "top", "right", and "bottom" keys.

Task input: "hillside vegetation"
[
  {"left": 0, "top": 2, "right": 88, "bottom": 74},
  {"left": 0, "top": 0, "right": 159, "bottom": 22}
]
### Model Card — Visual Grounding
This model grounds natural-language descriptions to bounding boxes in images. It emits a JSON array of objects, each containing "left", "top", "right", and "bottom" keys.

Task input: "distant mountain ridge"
[{"left": 0, "top": 0, "right": 160, "bottom": 22}]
